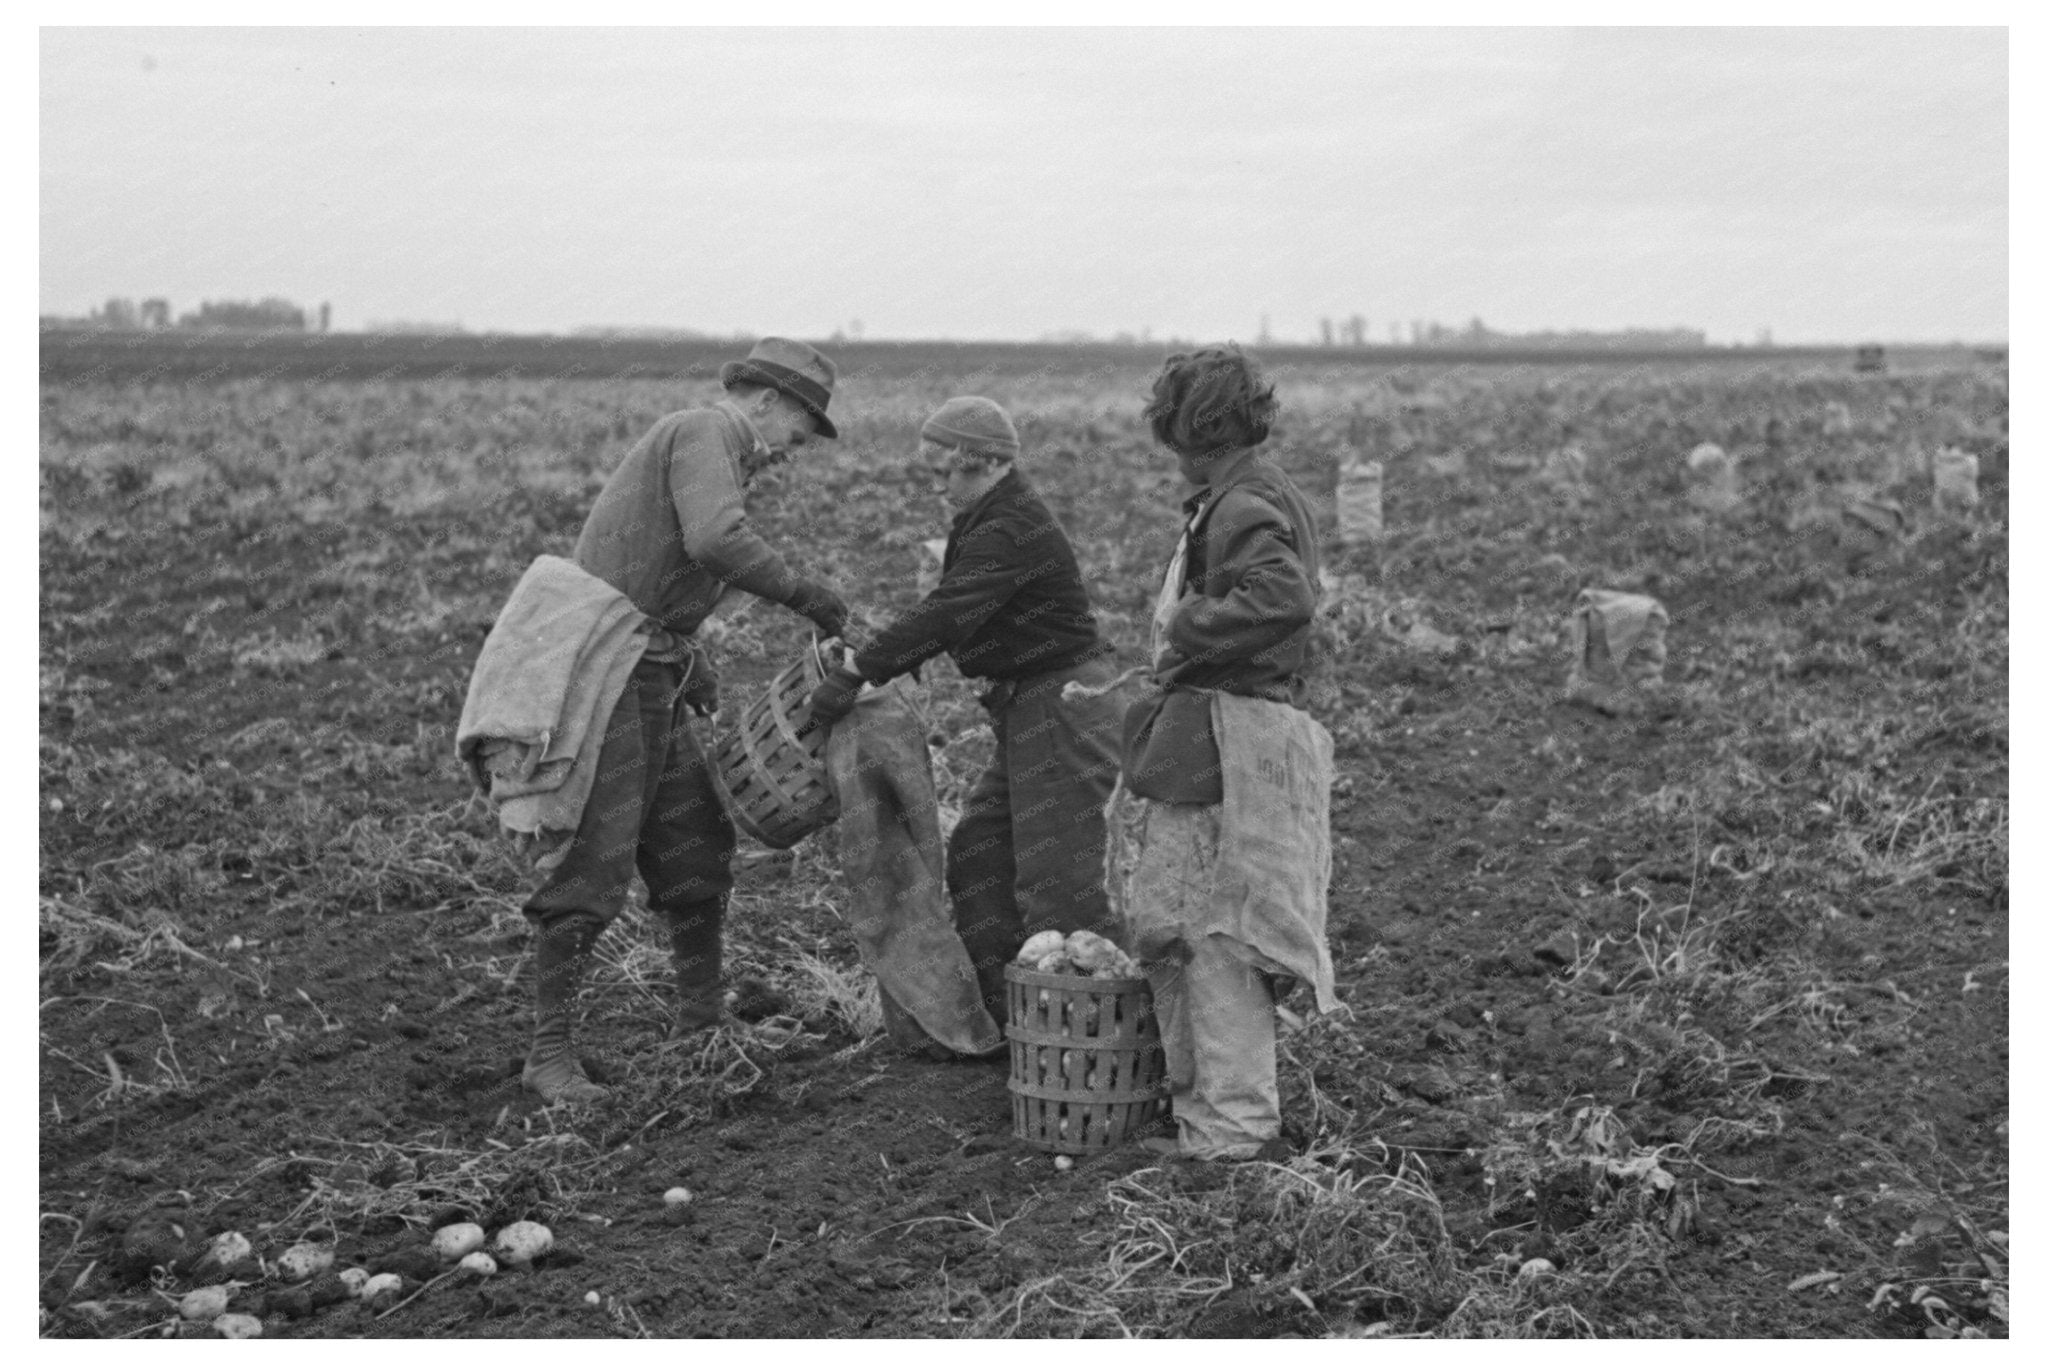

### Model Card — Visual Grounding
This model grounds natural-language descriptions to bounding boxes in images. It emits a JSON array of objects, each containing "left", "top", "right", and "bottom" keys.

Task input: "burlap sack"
[
  {"left": 1566, "top": 590, "right": 1669, "bottom": 715},
  {"left": 1106, "top": 692, "right": 1337, "bottom": 1015},
  {"left": 1336, "top": 457, "right": 1383, "bottom": 547},
  {"left": 1302, "top": 445, "right": 1342, "bottom": 545},
  {"left": 1684, "top": 443, "right": 1741, "bottom": 513},
  {"left": 823, "top": 683, "right": 1004, "bottom": 1057},
  {"left": 1934, "top": 447, "right": 1980, "bottom": 515}
]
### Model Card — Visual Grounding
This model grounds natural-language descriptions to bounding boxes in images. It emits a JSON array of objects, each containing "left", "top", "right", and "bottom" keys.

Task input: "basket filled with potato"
[{"left": 1004, "top": 930, "right": 1165, "bottom": 1153}]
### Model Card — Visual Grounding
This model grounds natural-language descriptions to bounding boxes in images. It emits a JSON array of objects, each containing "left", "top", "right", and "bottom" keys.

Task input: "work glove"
[
  {"left": 681, "top": 645, "right": 720, "bottom": 717},
  {"left": 786, "top": 580, "right": 850, "bottom": 639},
  {"left": 803, "top": 666, "right": 865, "bottom": 726}
]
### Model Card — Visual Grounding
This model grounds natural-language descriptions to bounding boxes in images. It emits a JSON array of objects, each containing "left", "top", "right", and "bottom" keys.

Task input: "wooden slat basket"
[
  {"left": 1006, "top": 965, "right": 1166, "bottom": 1153},
  {"left": 708, "top": 637, "right": 840, "bottom": 850}
]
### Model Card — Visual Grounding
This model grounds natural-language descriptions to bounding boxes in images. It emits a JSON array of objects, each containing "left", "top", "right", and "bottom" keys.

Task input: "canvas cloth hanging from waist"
[{"left": 1109, "top": 691, "right": 1337, "bottom": 1012}]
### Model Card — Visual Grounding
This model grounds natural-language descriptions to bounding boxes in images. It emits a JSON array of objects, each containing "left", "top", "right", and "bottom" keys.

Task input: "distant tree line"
[
  {"left": 41, "top": 296, "right": 331, "bottom": 333},
  {"left": 1042, "top": 318, "right": 1717, "bottom": 350},
  {"left": 569, "top": 324, "right": 706, "bottom": 341},
  {"left": 366, "top": 319, "right": 468, "bottom": 336},
  {"left": 1315, "top": 315, "right": 1710, "bottom": 350}
]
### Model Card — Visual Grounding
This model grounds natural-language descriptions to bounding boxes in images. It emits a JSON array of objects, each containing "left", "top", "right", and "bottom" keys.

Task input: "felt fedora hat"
[{"left": 720, "top": 337, "right": 840, "bottom": 439}]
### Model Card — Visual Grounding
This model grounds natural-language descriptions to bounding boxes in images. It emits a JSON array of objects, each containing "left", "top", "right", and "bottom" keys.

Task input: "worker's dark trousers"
[
  {"left": 947, "top": 657, "right": 1123, "bottom": 1022},
  {"left": 524, "top": 658, "right": 736, "bottom": 933}
]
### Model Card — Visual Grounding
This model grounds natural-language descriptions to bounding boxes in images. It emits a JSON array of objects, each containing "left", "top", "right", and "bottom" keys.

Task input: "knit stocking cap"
[{"left": 921, "top": 397, "right": 1020, "bottom": 461}]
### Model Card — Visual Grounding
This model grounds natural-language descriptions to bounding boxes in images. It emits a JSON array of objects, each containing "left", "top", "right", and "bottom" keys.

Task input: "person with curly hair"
[{"left": 1109, "top": 344, "right": 1339, "bottom": 1161}]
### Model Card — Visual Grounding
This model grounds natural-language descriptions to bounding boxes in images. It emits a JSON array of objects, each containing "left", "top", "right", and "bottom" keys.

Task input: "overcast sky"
[{"left": 39, "top": 26, "right": 2008, "bottom": 344}]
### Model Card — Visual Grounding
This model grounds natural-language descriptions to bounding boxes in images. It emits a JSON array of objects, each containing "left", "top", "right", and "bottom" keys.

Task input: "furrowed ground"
[{"left": 39, "top": 341, "right": 2007, "bottom": 1339}]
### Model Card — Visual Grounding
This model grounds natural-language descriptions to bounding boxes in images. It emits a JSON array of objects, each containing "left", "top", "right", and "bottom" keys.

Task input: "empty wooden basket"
[
  {"left": 1006, "top": 965, "right": 1166, "bottom": 1153},
  {"left": 709, "top": 637, "right": 841, "bottom": 850}
]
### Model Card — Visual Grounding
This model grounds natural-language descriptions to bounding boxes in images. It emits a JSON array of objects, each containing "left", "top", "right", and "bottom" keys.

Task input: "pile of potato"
[
  {"left": 1015, "top": 929, "right": 1137, "bottom": 979},
  {"left": 140, "top": 1218, "right": 559, "bottom": 1337}
]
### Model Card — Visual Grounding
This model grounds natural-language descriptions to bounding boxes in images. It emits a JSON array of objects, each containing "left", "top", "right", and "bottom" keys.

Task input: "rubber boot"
[
  {"left": 521, "top": 911, "right": 608, "bottom": 1104},
  {"left": 663, "top": 895, "right": 725, "bottom": 1040}
]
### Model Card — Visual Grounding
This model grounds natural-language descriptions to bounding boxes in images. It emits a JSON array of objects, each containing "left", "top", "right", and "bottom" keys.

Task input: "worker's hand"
[
  {"left": 681, "top": 650, "right": 720, "bottom": 717},
  {"left": 803, "top": 666, "right": 865, "bottom": 725},
  {"left": 787, "top": 580, "right": 850, "bottom": 639}
]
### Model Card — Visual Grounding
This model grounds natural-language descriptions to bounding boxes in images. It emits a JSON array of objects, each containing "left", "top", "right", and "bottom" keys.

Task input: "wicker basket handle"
[
  {"left": 792, "top": 633, "right": 851, "bottom": 742},
  {"left": 812, "top": 632, "right": 848, "bottom": 672}
]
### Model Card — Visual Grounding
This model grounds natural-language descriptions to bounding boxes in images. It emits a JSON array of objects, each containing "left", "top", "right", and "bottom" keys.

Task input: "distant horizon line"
[{"left": 34, "top": 320, "right": 2009, "bottom": 351}]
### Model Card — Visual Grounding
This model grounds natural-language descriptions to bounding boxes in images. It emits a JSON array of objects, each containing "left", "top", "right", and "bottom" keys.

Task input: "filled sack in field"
[
  {"left": 1335, "top": 456, "right": 1383, "bottom": 547},
  {"left": 823, "top": 681, "right": 1004, "bottom": 1057},
  {"left": 1934, "top": 446, "right": 1980, "bottom": 515},
  {"left": 1683, "top": 443, "right": 1741, "bottom": 513},
  {"left": 1293, "top": 445, "right": 1342, "bottom": 545},
  {"left": 1565, "top": 589, "right": 1669, "bottom": 716}
]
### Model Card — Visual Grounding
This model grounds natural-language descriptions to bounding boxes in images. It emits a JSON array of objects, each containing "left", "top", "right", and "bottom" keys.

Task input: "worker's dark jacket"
[
  {"left": 853, "top": 467, "right": 1108, "bottom": 686},
  {"left": 1127, "top": 452, "right": 1321, "bottom": 805},
  {"left": 851, "top": 466, "right": 1120, "bottom": 1025},
  {"left": 1160, "top": 454, "right": 1322, "bottom": 701}
]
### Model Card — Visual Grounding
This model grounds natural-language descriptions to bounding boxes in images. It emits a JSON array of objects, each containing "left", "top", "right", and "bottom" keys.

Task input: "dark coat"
[
  {"left": 1121, "top": 453, "right": 1322, "bottom": 805},
  {"left": 1158, "top": 453, "right": 1322, "bottom": 704},
  {"left": 853, "top": 468, "right": 1108, "bottom": 685}
]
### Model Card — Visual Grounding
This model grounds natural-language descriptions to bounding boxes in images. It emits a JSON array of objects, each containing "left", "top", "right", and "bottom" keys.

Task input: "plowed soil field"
[{"left": 39, "top": 339, "right": 2007, "bottom": 1338}]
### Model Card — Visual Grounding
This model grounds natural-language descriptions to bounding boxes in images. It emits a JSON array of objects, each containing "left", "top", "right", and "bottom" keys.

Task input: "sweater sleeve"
[
  {"left": 667, "top": 415, "right": 800, "bottom": 605},
  {"left": 1165, "top": 488, "right": 1315, "bottom": 671},
  {"left": 853, "top": 520, "right": 1033, "bottom": 683}
]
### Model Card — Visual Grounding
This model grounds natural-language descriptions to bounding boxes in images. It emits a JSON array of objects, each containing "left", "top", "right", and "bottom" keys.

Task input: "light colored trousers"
[
  {"left": 1111, "top": 794, "right": 1285, "bottom": 1158},
  {"left": 1145, "top": 941, "right": 1280, "bottom": 1158}
]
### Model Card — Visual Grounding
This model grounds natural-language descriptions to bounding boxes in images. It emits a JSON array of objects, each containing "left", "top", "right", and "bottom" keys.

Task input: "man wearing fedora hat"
[
  {"left": 804, "top": 397, "right": 1126, "bottom": 1032},
  {"left": 519, "top": 336, "right": 852, "bottom": 1103}
]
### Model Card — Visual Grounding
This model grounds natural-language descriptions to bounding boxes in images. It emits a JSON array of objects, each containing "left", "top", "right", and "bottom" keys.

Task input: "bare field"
[{"left": 39, "top": 344, "right": 2007, "bottom": 1338}]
